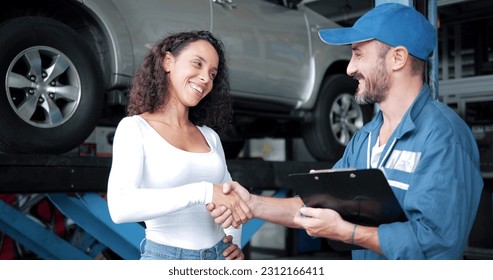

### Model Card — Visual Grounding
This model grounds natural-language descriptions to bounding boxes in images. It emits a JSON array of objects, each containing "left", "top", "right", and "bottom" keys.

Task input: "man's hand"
[
  {"left": 208, "top": 182, "right": 253, "bottom": 228},
  {"left": 293, "top": 206, "right": 344, "bottom": 239},
  {"left": 211, "top": 182, "right": 252, "bottom": 228},
  {"left": 294, "top": 207, "right": 381, "bottom": 253}
]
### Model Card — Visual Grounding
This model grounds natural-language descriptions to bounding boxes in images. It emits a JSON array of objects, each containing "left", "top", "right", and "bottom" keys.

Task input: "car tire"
[
  {"left": 303, "top": 74, "right": 374, "bottom": 162},
  {"left": 0, "top": 17, "right": 104, "bottom": 154}
]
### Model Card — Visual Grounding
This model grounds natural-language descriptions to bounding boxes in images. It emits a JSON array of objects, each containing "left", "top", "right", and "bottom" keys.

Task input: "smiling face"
[
  {"left": 164, "top": 39, "right": 219, "bottom": 108},
  {"left": 347, "top": 40, "right": 391, "bottom": 105}
]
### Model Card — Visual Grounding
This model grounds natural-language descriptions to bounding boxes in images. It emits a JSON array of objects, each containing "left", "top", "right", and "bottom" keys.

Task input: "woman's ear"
[
  {"left": 163, "top": 51, "right": 173, "bottom": 73},
  {"left": 391, "top": 46, "right": 409, "bottom": 71}
]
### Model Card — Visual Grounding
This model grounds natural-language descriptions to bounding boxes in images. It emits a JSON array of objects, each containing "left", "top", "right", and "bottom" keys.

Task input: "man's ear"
[
  {"left": 163, "top": 51, "right": 173, "bottom": 73},
  {"left": 391, "top": 46, "right": 409, "bottom": 71}
]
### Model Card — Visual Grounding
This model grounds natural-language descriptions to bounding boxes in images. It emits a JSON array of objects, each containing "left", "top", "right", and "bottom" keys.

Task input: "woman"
[{"left": 107, "top": 30, "right": 248, "bottom": 260}]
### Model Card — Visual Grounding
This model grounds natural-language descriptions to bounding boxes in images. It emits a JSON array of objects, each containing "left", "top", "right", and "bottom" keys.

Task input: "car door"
[
  {"left": 211, "top": 0, "right": 311, "bottom": 106},
  {"left": 112, "top": 0, "right": 212, "bottom": 67}
]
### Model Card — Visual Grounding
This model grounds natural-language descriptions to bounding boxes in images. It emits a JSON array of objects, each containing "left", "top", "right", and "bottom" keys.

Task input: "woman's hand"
[{"left": 222, "top": 235, "right": 244, "bottom": 260}]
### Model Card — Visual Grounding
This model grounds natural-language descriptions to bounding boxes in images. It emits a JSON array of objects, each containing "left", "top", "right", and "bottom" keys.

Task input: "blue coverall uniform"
[{"left": 333, "top": 84, "right": 483, "bottom": 259}]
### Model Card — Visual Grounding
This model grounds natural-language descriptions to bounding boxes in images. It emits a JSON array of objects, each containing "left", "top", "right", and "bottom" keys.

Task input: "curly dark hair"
[{"left": 127, "top": 30, "right": 233, "bottom": 134}]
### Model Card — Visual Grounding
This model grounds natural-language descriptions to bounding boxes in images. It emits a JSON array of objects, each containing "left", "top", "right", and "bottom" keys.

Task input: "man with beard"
[{"left": 207, "top": 3, "right": 483, "bottom": 259}]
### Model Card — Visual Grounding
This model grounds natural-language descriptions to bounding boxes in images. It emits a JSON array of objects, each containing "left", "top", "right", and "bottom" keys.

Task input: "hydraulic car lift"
[{"left": 0, "top": 154, "right": 330, "bottom": 259}]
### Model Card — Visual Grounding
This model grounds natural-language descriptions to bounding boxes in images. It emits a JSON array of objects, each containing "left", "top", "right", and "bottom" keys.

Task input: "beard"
[{"left": 353, "top": 61, "right": 390, "bottom": 105}]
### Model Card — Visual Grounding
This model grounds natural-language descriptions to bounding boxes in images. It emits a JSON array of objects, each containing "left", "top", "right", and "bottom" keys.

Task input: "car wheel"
[
  {"left": 0, "top": 17, "right": 104, "bottom": 154},
  {"left": 303, "top": 74, "right": 374, "bottom": 162}
]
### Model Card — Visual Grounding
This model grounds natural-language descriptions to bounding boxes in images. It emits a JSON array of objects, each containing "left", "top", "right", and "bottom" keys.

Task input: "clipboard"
[{"left": 288, "top": 168, "right": 407, "bottom": 250}]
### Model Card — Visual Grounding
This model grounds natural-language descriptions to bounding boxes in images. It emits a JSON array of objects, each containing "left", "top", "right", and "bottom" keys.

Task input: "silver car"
[{"left": 0, "top": 0, "right": 373, "bottom": 161}]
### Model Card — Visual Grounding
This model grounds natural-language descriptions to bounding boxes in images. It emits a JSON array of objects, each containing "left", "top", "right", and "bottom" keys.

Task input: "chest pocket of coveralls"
[{"left": 384, "top": 149, "right": 421, "bottom": 173}]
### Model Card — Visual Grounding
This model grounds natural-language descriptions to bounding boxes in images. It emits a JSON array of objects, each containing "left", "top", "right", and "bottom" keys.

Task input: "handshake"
[
  {"left": 207, "top": 181, "right": 360, "bottom": 248},
  {"left": 207, "top": 181, "right": 344, "bottom": 235},
  {"left": 207, "top": 181, "right": 255, "bottom": 229}
]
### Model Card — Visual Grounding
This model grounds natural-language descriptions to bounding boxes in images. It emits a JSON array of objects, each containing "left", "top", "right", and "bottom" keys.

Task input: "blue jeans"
[{"left": 140, "top": 238, "right": 229, "bottom": 260}]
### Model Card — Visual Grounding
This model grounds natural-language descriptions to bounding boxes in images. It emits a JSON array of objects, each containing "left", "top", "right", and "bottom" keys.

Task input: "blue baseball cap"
[{"left": 319, "top": 3, "right": 436, "bottom": 61}]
